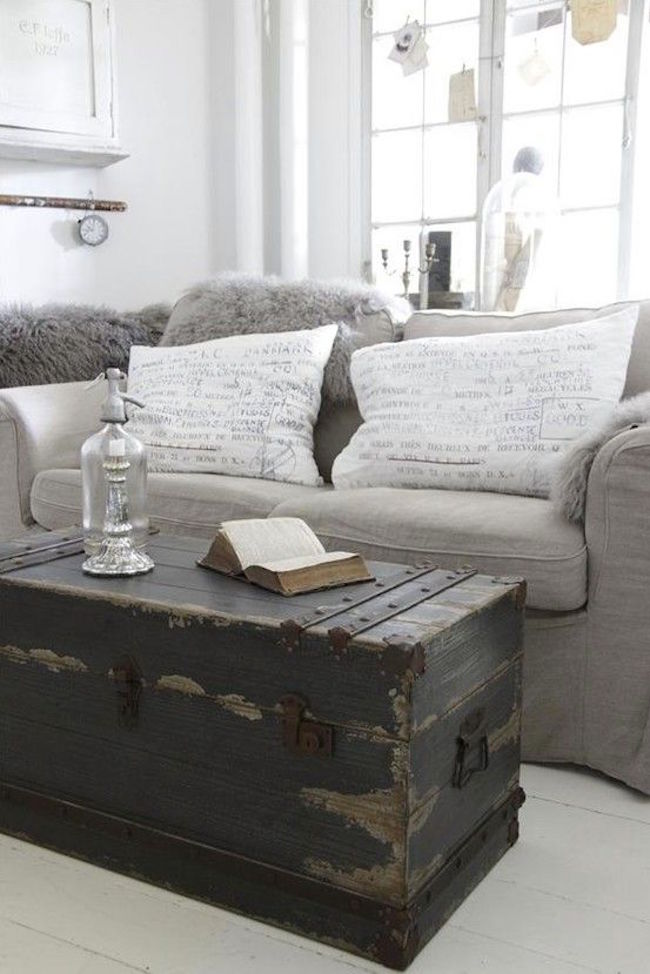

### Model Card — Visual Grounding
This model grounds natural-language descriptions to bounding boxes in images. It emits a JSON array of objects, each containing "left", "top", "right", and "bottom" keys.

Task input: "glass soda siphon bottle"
[{"left": 81, "top": 368, "right": 150, "bottom": 562}]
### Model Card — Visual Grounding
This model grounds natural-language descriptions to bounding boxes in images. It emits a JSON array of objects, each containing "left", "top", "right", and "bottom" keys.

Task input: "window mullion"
[
  {"left": 618, "top": 0, "right": 645, "bottom": 301},
  {"left": 476, "top": 0, "right": 494, "bottom": 224},
  {"left": 360, "top": 0, "right": 373, "bottom": 281},
  {"left": 419, "top": 0, "right": 428, "bottom": 308},
  {"left": 476, "top": 0, "right": 506, "bottom": 307},
  {"left": 488, "top": 0, "right": 506, "bottom": 190}
]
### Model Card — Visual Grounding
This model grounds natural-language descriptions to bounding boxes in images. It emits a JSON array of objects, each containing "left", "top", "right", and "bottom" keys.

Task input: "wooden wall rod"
[{"left": 0, "top": 194, "right": 127, "bottom": 212}]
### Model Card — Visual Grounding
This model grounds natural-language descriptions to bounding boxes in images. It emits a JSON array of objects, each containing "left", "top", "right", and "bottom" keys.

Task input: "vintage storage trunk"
[{"left": 0, "top": 530, "right": 525, "bottom": 969}]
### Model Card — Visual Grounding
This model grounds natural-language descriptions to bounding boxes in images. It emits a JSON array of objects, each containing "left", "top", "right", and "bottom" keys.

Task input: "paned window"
[{"left": 368, "top": 0, "right": 648, "bottom": 310}]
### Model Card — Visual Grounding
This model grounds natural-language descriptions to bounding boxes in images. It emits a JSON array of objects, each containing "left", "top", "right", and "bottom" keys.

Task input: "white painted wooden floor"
[{"left": 1, "top": 763, "right": 649, "bottom": 974}]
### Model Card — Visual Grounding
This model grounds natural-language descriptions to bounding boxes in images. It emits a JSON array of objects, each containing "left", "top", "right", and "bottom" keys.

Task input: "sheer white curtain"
[
  {"left": 226, "top": 0, "right": 365, "bottom": 281},
  {"left": 232, "top": 0, "right": 308, "bottom": 278},
  {"left": 233, "top": 0, "right": 265, "bottom": 274}
]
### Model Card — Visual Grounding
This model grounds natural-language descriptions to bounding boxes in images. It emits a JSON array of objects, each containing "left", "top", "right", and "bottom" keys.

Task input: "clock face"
[{"left": 79, "top": 214, "right": 109, "bottom": 246}]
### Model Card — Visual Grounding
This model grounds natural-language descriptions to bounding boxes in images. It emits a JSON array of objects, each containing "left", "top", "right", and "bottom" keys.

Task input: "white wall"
[
  {"left": 0, "top": 0, "right": 221, "bottom": 310},
  {"left": 0, "top": 0, "right": 365, "bottom": 310},
  {"left": 0, "top": 158, "right": 103, "bottom": 305}
]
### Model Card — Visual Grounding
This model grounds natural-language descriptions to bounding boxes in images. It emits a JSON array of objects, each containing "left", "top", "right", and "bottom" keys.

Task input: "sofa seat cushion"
[
  {"left": 270, "top": 487, "right": 586, "bottom": 611},
  {"left": 31, "top": 469, "right": 324, "bottom": 540}
]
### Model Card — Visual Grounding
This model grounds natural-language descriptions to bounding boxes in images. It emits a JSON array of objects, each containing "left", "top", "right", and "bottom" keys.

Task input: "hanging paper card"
[
  {"left": 388, "top": 21, "right": 429, "bottom": 77},
  {"left": 571, "top": 0, "right": 617, "bottom": 45},
  {"left": 518, "top": 49, "right": 551, "bottom": 86},
  {"left": 448, "top": 68, "right": 477, "bottom": 123},
  {"left": 402, "top": 35, "right": 429, "bottom": 76},
  {"left": 388, "top": 21, "right": 422, "bottom": 65}
]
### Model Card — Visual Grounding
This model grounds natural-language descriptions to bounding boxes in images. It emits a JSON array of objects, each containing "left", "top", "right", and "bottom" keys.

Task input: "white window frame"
[{"left": 362, "top": 0, "right": 647, "bottom": 305}]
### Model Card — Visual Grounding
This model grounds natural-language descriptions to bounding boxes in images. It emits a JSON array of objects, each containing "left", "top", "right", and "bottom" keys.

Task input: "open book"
[{"left": 198, "top": 517, "right": 373, "bottom": 596}]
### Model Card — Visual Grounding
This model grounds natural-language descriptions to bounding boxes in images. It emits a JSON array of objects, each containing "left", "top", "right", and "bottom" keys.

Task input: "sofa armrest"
[
  {"left": 0, "top": 380, "right": 104, "bottom": 540},
  {"left": 583, "top": 423, "right": 650, "bottom": 790},
  {"left": 586, "top": 422, "right": 650, "bottom": 599}
]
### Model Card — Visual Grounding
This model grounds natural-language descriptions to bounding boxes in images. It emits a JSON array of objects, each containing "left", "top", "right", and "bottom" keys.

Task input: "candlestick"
[{"left": 380, "top": 239, "right": 438, "bottom": 301}]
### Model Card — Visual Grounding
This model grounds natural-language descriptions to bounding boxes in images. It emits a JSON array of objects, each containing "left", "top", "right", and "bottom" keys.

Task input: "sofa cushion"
[
  {"left": 161, "top": 274, "right": 412, "bottom": 481},
  {"left": 405, "top": 300, "right": 650, "bottom": 398},
  {"left": 127, "top": 325, "right": 337, "bottom": 487},
  {"left": 270, "top": 487, "right": 587, "bottom": 611},
  {"left": 31, "top": 469, "right": 324, "bottom": 540},
  {"left": 332, "top": 309, "right": 638, "bottom": 498}
]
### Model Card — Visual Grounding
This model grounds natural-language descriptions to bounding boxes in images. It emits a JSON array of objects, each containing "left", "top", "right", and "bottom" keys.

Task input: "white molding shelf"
[{"left": 0, "top": 128, "right": 128, "bottom": 168}]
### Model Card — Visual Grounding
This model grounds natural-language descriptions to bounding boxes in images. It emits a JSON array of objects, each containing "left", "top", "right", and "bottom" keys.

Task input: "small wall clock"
[{"left": 79, "top": 212, "right": 109, "bottom": 246}]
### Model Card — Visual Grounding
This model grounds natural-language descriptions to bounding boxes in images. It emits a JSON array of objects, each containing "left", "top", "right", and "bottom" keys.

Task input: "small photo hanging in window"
[{"left": 388, "top": 20, "right": 429, "bottom": 76}]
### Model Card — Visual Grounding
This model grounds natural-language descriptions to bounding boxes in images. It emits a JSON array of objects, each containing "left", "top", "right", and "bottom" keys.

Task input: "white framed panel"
[{"left": 0, "top": 0, "right": 123, "bottom": 165}]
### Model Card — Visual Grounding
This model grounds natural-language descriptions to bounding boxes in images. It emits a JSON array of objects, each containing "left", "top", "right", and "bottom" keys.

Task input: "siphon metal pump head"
[{"left": 86, "top": 368, "right": 145, "bottom": 424}]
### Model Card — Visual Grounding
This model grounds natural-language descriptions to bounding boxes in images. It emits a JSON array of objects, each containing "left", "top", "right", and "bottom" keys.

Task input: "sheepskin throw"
[
  {"left": 0, "top": 302, "right": 171, "bottom": 389},
  {"left": 552, "top": 391, "right": 650, "bottom": 523},
  {"left": 159, "top": 273, "right": 411, "bottom": 406}
]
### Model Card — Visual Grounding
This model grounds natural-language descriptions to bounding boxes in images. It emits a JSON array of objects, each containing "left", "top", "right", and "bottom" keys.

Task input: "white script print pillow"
[
  {"left": 126, "top": 324, "right": 337, "bottom": 486},
  {"left": 332, "top": 306, "right": 638, "bottom": 497}
]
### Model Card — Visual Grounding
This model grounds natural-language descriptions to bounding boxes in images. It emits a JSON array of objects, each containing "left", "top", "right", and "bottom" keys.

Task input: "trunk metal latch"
[
  {"left": 279, "top": 694, "right": 333, "bottom": 757},
  {"left": 453, "top": 707, "right": 489, "bottom": 788}
]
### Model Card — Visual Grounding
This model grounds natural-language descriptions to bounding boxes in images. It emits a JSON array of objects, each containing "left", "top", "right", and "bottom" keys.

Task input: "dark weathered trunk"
[{"left": 0, "top": 531, "right": 525, "bottom": 969}]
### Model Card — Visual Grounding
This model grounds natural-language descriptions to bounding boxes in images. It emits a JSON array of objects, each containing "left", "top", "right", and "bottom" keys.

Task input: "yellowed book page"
[
  {"left": 220, "top": 517, "right": 324, "bottom": 571},
  {"left": 251, "top": 551, "right": 358, "bottom": 574}
]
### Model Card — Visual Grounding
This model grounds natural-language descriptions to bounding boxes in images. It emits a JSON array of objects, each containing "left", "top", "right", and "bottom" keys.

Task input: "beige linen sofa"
[{"left": 1, "top": 298, "right": 649, "bottom": 794}]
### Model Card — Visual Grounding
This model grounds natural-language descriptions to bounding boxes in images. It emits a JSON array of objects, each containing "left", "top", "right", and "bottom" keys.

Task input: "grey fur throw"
[
  {"left": 0, "top": 302, "right": 170, "bottom": 389},
  {"left": 159, "top": 273, "right": 412, "bottom": 405},
  {"left": 552, "top": 392, "right": 650, "bottom": 523}
]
